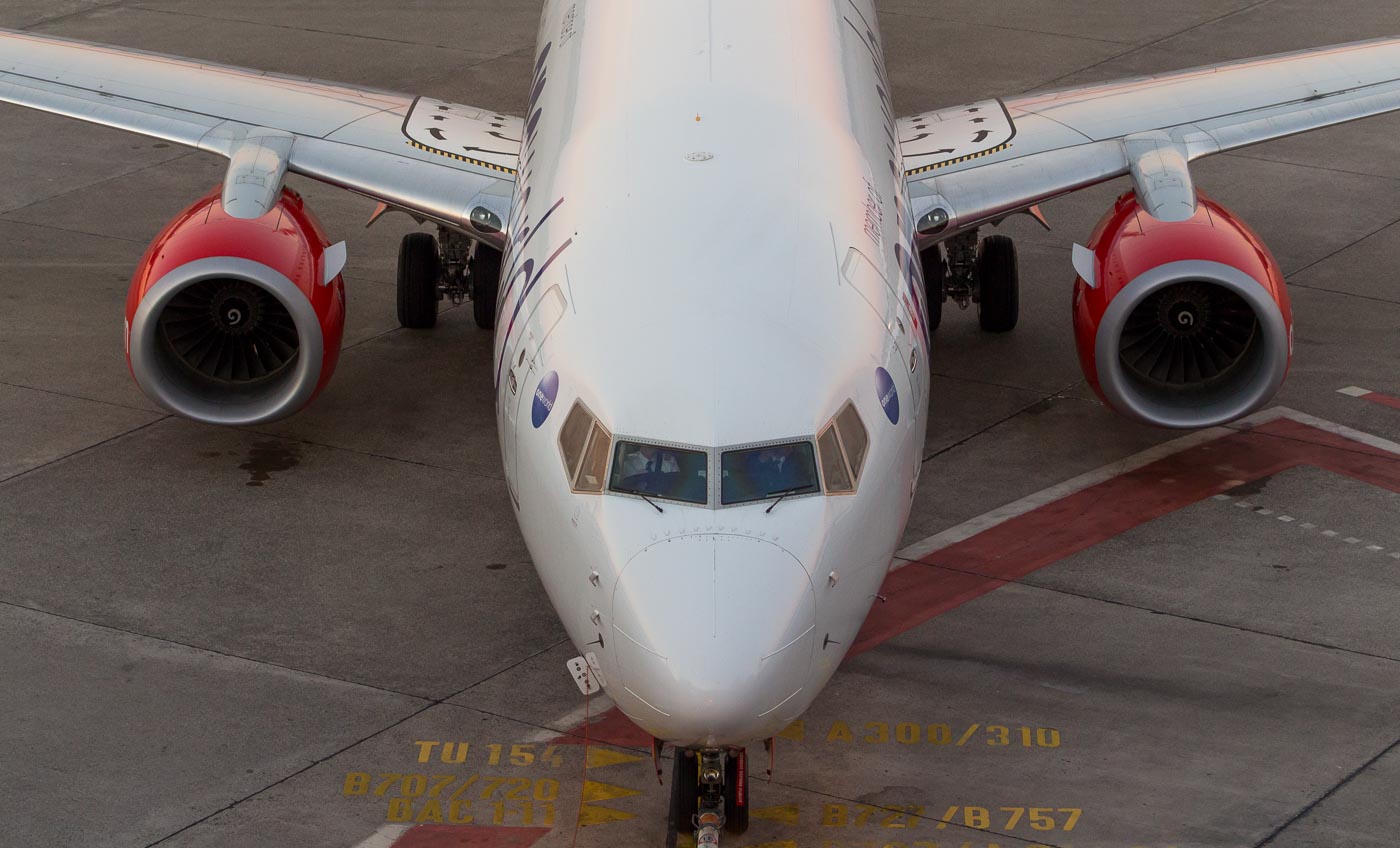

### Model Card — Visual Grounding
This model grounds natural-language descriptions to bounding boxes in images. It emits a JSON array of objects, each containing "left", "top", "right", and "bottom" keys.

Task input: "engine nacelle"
[
  {"left": 125, "top": 187, "right": 346, "bottom": 426},
  {"left": 1073, "top": 190, "right": 1292, "bottom": 429}
]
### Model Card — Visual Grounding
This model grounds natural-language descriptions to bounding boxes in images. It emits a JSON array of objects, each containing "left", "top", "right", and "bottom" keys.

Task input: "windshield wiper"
[
  {"left": 637, "top": 493, "right": 664, "bottom": 514},
  {"left": 764, "top": 486, "right": 812, "bottom": 514}
]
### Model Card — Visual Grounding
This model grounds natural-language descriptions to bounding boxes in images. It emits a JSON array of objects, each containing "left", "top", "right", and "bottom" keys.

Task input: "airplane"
[{"left": 3, "top": 1, "right": 1399, "bottom": 844}]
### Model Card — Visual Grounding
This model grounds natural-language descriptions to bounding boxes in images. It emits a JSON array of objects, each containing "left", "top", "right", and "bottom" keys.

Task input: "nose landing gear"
[{"left": 668, "top": 748, "right": 749, "bottom": 847}]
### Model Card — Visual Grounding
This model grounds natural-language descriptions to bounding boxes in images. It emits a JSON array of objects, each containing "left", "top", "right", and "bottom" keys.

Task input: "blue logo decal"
[
  {"left": 531, "top": 371, "right": 559, "bottom": 428},
  {"left": 876, "top": 367, "right": 899, "bottom": 425}
]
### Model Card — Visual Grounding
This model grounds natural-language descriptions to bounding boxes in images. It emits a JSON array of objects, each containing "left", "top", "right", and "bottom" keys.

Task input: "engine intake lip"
[
  {"left": 129, "top": 257, "right": 325, "bottom": 426},
  {"left": 1095, "top": 260, "right": 1289, "bottom": 430}
]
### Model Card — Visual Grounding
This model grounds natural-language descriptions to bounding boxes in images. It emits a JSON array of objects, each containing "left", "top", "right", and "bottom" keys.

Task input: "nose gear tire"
[
  {"left": 669, "top": 750, "right": 699, "bottom": 837},
  {"left": 397, "top": 232, "right": 441, "bottom": 329}
]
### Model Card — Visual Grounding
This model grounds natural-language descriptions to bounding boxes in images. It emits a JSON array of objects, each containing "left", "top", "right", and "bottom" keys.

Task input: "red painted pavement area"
[
  {"left": 554, "top": 416, "right": 1400, "bottom": 749},
  {"left": 1358, "top": 390, "right": 1400, "bottom": 411},
  {"left": 392, "top": 825, "right": 551, "bottom": 848}
]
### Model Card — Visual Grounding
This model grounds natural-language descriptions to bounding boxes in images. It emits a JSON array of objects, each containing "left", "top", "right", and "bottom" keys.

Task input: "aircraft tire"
[
  {"left": 919, "top": 244, "right": 945, "bottom": 333},
  {"left": 670, "top": 750, "right": 699, "bottom": 836},
  {"left": 397, "top": 232, "right": 440, "bottom": 329},
  {"left": 977, "top": 234, "right": 1019, "bottom": 332},
  {"left": 724, "top": 750, "right": 749, "bottom": 834},
  {"left": 471, "top": 245, "right": 503, "bottom": 330}
]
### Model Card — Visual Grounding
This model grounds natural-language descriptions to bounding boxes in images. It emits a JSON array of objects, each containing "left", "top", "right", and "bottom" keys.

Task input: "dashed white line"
[
  {"left": 1212, "top": 494, "right": 1394, "bottom": 556},
  {"left": 1337, "top": 386, "right": 1373, "bottom": 398}
]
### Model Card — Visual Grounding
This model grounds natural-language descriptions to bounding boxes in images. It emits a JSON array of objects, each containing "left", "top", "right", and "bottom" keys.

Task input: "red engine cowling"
[
  {"left": 1073, "top": 190, "right": 1293, "bottom": 429},
  {"left": 125, "top": 187, "right": 346, "bottom": 426}
]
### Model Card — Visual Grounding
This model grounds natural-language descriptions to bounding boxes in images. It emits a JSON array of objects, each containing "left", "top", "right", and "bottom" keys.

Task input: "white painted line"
[
  {"left": 1269, "top": 408, "right": 1400, "bottom": 456},
  {"left": 1277, "top": 516, "right": 1295, "bottom": 523},
  {"left": 894, "top": 406, "right": 1398, "bottom": 565},
  {"left": 1235, "top": 500, "right": 1254, "bottom": 509},
  {"left": 1213, "top": 494, "right": 1233, "bottom": 501},
  {"left": 1256, "top": 508, "right": 1274, "bottom": 516},
  {"left": 1323, "top": 530, "right": 1340, "bottom": 537},
  {"left": 526, "top": 693, "right": 616, "bottom": 743},
  {"left": 1344, "top": 537, "right": 1362, "bottom": 544},
  {"left": 1367, "top": 545, "right": 1384, "bottom": 552},
  {"left": 1301, "top": 523, "right": 1317, "bottom": 530},
  {"left": 1391, "top": 552, "right": 1400, "bottom": 560},
  {"left": 1337, "top": 386, "right": 1373, "bottom": 397},
  {"left": 351, "top": 825, "right": 410, "bottom": 848}
]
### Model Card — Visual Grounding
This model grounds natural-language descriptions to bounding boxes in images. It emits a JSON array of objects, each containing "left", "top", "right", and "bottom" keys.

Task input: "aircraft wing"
[
  {"left": 901, "top": 38, "right": 1400, "bottom": 234},
  {"left": 0, "top": 28, "right": 522, "bottom": 230}
]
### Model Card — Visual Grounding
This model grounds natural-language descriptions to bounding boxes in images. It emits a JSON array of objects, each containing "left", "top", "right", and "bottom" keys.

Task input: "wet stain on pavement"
[
  {"left": 239, "top": 441, "right": 301, "bottom": 487},
  {"left": 1228, "top": 473, "right": 1275, "bottom": 499}
]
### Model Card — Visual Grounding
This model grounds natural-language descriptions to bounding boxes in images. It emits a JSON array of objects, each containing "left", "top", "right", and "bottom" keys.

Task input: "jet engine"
[
  {"left": 1072, "top": 190, "right": 1292, "bottom": 429},
  {"left": 125, "top": 187, "right": 346, "bottom": 426}
]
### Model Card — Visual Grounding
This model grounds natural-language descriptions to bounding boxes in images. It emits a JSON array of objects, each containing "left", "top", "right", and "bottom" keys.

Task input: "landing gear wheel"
[
  {"left": 976, "top": 234, "right": 1019, "bottom": 333},
  {"left": 669, "top": 750, "right": 698, "bottom": 838},
  {"left": 471, "top": 245, "right": 502, "bottom": 330},
  {"left": 724, "top": 750, "right": 749, "bottom": 835},
  {"left": 919, "top": 245, "right": 945, "bottom": 333},
  {"left": 397, "top": 232, "right": 441, "bottom": 329}
]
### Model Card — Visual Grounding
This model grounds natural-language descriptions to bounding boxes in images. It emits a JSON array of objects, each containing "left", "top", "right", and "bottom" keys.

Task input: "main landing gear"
[
  {"left": 919, "top": 228, "right": 1019, "bottom": 333},
  {"left": 669, "top": 748, "right": 749, "bottom": 846},
  {"left": 396, "top": 225, "right": 502, "bottom": 330}
]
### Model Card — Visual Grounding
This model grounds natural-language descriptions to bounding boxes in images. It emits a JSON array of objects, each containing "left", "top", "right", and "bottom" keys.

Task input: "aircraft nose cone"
[{"left": 611, "top": 535, "right": 816, "bottom": 747}]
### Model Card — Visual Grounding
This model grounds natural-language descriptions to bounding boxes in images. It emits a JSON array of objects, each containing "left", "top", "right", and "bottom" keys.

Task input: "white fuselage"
[{"left": 493, "top": 0, "right": 929, "bottom": 748}]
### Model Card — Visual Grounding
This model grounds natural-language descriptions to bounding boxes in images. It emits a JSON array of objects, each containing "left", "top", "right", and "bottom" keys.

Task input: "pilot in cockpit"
[
  {"left": 749, "top": 447, "right": 798, "bottom": 494},
  {"left": 619, "top": 444, "right": 679, "bottom": 479}
]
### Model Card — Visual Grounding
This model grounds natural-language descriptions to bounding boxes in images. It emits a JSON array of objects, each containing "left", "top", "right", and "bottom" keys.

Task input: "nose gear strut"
[{"left": 667, "top": 747, "right": 750, "bottom": 847}]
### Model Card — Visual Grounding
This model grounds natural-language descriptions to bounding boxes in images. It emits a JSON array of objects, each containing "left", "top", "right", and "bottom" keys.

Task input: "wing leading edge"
[
  {"left": 0, "top": 28, "right": 522, "bottom": 231},
  {"left": 901, "top": 38, "right": 1400, "bottom": 235}
]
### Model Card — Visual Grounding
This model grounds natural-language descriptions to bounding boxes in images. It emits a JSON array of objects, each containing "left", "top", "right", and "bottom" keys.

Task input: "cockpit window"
[
  {"left": 720, "top": 442, "right": 820, "bottom": 505},
  {"left": 559, "top": 402, "right": 611, "bottom": 493},
  {"left": 818, "top": 401, "right": 869, "bottom": 494},
  {"left": 835, "top": 403, "right": 869, "bottom": 477},
  {"left": 609, "top": 441, "right": 709, "bottom": 505}
]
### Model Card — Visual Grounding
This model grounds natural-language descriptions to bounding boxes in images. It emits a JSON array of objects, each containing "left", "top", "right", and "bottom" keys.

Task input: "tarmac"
[{"left": 2, "top": 2, "right": 1399, "bottom": 847}]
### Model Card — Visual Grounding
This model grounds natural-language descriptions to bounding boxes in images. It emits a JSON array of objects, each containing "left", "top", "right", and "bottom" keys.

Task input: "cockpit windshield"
[
  {"left": 720, "top": 442, "right": 820, "bottom": 505},
  {"left": 609, "top": 441, "right": 709, "bottom": 505}
]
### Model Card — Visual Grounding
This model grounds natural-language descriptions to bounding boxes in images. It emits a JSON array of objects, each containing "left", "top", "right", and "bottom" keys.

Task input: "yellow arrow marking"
[
  {"left": 751, "top": 804, "right": 800, "bottom": 825},
  {"left": 577, "top": 804, "right": 635, "bottom": 827},
  {"left": 582, "top": 780, "right": 641, "bottom": 804},
  {"left": 586, "top": 747, "right": 647, "bottom": 769}
]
